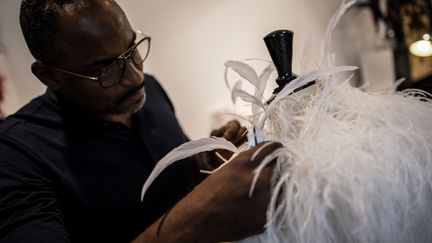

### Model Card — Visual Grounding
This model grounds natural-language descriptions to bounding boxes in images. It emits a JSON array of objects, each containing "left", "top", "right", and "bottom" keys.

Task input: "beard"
[{"left": 113, "top": 82, "right": 147, "bottom": 115}]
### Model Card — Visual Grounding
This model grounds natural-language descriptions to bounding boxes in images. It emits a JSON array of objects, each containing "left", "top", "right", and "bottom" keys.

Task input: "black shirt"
[{"left": 0, "top": 75, "right": 196, "bottom": 242}]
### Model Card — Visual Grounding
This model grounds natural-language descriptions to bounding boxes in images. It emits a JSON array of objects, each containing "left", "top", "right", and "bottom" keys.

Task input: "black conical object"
[{"left": 264, "top": 30, "right": 296, "bottom": 93}]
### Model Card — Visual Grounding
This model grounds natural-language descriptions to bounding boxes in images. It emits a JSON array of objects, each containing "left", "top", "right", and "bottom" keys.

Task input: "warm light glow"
[{"left": 409, "top": 38, "right": 432, "bottom": 57}]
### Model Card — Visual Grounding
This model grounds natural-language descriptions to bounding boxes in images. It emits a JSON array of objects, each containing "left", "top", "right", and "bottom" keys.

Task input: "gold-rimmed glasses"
[{"left": 51, "top": 30, "right": 151, "bottom": 88}]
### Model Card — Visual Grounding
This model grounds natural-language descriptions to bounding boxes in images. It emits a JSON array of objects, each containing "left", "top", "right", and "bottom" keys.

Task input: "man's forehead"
[
  {"left": 58, "top": 0, "right": 125, "bottom": 21},
  {"left": 55, "top": 2, "right": 89, "bottom": 15},
  {"left": 57, "top": 1, "right": 130, "bottom": 38},
  {"left": 51, "top": 0, "right": 117, "bottom": 13},
  {"left": 53, "top": 0, "right": 135, "bottom": 66}
]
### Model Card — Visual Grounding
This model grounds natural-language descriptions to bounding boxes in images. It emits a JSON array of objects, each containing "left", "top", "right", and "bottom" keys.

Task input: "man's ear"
[{"left": 31, "top": 62, "right": 61, "bottom": 91}]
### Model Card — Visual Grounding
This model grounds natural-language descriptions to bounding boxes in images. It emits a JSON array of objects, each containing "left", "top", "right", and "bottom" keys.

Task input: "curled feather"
[
  {"left": 257, "top": 64, "right": 275, "bottom": 98},
  {"left": 232, "top": 88, "right": 266, "bottom": 111},
  {"left": 319, "top": 0, "right": 356, "bottom": 68},
  {"left": 225, "top": 60, "right": 259, "bottom": 87},
  {"left": 231, "top": 80, "right": 243, "bottom": 104}
]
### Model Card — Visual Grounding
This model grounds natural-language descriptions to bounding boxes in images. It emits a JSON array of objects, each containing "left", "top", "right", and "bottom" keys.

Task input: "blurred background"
[{"left": 0, "top": 0, "right": 431, "bottom": 138}]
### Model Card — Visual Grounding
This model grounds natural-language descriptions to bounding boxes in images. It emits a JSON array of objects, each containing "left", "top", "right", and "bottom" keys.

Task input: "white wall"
[
  {"left": 0, "top": 0, "right": 45, "bottom": 113},
  {"left": 0, "top": 0, "right": 386, "bottom": 138}
]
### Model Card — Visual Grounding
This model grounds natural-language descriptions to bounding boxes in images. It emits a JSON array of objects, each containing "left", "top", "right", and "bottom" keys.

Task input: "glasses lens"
[
  {"left": 134, "top": 38, "right": 150, "bottom": 65},
  {"left": 131, "top": 49, "right": 143, "bottom": 66},
  {"left": 99, "top": 59, "right": 125, "bottom": 88},
  {"left": 97, "top": 34, "right": 150, "bottom": 88}
]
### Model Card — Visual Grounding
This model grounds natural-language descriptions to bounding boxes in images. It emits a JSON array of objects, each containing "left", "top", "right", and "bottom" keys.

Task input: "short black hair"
[{"left": 19, "top": 0, "right": 90, "bottom": 65}]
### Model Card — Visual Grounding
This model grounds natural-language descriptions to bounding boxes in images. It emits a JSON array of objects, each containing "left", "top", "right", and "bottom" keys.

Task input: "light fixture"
[{"left": 409, "top": 33, "right": 432, "bottom": 57}]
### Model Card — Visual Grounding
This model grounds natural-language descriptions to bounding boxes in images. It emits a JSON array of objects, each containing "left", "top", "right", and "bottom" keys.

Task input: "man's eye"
[
  {"left": 86, "top": 62, "right": 112, "bottom": 75},
  {"left": 82, "top": 67, "right": 102, "bottom": 77}
]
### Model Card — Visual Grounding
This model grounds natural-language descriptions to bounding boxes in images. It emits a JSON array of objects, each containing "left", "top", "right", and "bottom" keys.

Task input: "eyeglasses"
[{"left": 52, "top": 30, "right": 151, "bottom": 88}]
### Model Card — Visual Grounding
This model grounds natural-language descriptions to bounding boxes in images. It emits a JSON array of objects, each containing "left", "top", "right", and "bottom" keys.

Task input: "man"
[{"left": 0, "top": 0, "right": 279, "bottom": 242}]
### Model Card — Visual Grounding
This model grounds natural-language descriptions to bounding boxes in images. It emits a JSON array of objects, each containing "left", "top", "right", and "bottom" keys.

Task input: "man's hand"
[
  {"left": 196, "top": 120, "right": 248, "bottom": 172},
  {"left": 210, "top": 120, "right": 247, "bottom": 147},
  {"left": 134, "top": 142, "right": 282, "bottom": 243},
  {"left": 191, "top": 142, "right": 282, "bottom": 241}
]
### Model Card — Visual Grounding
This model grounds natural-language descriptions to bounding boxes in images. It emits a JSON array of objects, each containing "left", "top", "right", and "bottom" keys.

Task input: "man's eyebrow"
[
  {"left": 83, "top": 32, "right": 137, "bottom": 69},
  {"left": 83, "top": 58, "right": 115, "bottom": 69}
]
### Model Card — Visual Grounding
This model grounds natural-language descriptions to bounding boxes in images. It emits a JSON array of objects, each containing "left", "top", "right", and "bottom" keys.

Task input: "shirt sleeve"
[{"left": 0, "top": 142, "right": 71, "bottom": 243}]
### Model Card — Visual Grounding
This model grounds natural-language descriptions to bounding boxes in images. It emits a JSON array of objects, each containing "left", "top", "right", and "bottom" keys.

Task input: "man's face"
[{"left": 51, "top": 1, "right": 146, "bottom": 116}]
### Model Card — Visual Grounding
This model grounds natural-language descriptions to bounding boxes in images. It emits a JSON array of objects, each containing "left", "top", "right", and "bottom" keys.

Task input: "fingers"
[
  {"left": 210, "top": 129, "right": 223, "bottom": 137},
  {"left": 231, "top": 126, "right": 248, "bottom": 146},
  {"left": 210, "top": 120, "right": 244, "bottom": 142},
  {"left": 222, "top": 120, "right": 241, "bottom": 140}
]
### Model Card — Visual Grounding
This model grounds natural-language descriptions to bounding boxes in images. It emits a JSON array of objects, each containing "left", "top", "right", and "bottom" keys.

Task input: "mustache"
[{"left": 116, "top": 81, "right": 145, "bottom": 105}]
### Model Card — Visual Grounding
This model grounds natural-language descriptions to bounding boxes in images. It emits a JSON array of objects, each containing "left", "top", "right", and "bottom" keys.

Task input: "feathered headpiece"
[{"left": 142, "top": 1, "right": 432, "bottom": 242}]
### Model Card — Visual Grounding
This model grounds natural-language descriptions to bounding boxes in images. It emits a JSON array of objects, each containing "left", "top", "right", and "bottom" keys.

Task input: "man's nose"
[{"left": 119, "top": 60, "right": 144, "bottom": 86}]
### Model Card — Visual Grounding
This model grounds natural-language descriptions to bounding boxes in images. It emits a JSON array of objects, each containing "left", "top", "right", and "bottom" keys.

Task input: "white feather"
[
  {"left": 141, "top": 137, "right": 239, "bottom": 201},
  {"left": 225, "top": 59, "right": 275, "bottom": 118},
  {"left": 231, "top": 80, "right": 243, "bottom": 104},
  {"left": 225, "top": 60, "right": 259, "bottom": 87},
  {"left": 249, "top": 146, "right": 286, "bottom": 197},
  {"left": 271, "top": 65, "right": 358, "bottom": 104},
  {"left": 319, "top": 0, "right": 356, "bottom": 68},
  {"left": 257, "top": 64, "right": 275, "bottom": 98},
  {"left": 232, "top": 88, "right": 266, "bottom": 111}
]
